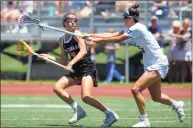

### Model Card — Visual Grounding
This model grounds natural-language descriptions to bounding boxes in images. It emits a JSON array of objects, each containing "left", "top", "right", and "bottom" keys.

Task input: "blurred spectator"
[
  {"left": 1, "top": 1, "right": 21, "bottom": 33},
  {"left": 18, "top": 1, "right": 33, "bottom": 15},
  {"left": 96, "top": 1, "right": 115, "bottom": 22},
  {"left": 115, "top": 1, "right": 135, "bottom": 13},
  {"left": 70, "top": 1, "right": 92, "bottom": 19},
  {"left": 12, "top": 1, "right": 34, "bottom": 33},
  {"left": 103, "top": 29, "right": 125, "bottom": 84},
  {"left": 1, "top": 1, "right": 34, "bottom": 33},
  {"left": 167, "top": 20, "right": 181, "bottom": 83},
  {"left": 1, "top": 1, "right": 21, "bottom": 22},
  {"left": 34, "top": 1, "right": 44, "bottom": 7},
  {"left": 175, "top": 1, "right": 192, "bottom": 6},
  {"left": 54, "top": 1, "right": 70, "bottom": 16},
  {"left": 148, "top": 16, "right": 164, "bottom": 50},
  {"left": 151, "top": 0, "right": 169, "bottom": 18},
  {"left": 173, "top": 18, "right": 192, "bottom": 82}
]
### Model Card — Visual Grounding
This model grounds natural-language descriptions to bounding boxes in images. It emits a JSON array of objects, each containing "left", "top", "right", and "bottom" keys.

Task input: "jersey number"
[
  {"left": 137, "top": 46, "right": 145, "bottom": 53},
  {"left": 129, "top": 40, "right": 145, "bottom": 54},
  {"left": 70, "top": 52, "right": 76, "bottom": 58}
]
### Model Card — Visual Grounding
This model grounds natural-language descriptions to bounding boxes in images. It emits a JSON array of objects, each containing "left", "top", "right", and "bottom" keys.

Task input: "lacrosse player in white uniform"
[{"left": 84, "top": 4, "right": 185, "bottom": 128}]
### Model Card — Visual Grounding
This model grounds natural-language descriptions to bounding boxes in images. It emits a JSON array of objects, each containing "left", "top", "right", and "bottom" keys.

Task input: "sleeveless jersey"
[{"left": 59, "top": 30, "right": 95, "bottom": 78}]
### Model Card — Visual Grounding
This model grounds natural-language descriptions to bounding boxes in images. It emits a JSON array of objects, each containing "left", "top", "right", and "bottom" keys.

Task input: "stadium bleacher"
[{"left": 1, "top": 1, "right": 187, "bottom": 38}]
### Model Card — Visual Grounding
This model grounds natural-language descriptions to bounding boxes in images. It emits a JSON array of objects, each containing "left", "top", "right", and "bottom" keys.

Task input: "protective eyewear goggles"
[{"left": 65, "top": 18, "right": 78, "bottom": 23}]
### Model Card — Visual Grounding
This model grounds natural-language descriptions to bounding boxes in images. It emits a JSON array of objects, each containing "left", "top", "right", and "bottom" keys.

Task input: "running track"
[{"left": 1, "top": 83, "right": 191, "bottom": 98}]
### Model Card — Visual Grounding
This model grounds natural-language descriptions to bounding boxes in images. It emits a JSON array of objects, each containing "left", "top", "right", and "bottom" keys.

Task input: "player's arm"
[
  {"left": 68, "top": 36, "right": 87, "bottom": 66},
  {"left": 40, "top": 39, "right": 68, "bottom": 65},
  {"left": 92, "top": 32, "right": 129, "bottom": 44},
  {"left": 86, "top": 31, "right": 124, "bottom": 38}
]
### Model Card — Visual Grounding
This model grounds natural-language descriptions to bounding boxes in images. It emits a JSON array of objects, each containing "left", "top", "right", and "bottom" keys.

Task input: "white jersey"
[{"left": 124, "top": 23, "right": 169, "bottom": 78}]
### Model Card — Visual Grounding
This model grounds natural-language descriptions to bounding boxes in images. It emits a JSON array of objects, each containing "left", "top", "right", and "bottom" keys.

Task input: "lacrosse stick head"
[
  {"left": 18, "top": 14, "right": 41, "bottom": 27},
  {"left": 16, "top": 40, "right": 34, "bottom": 55}
]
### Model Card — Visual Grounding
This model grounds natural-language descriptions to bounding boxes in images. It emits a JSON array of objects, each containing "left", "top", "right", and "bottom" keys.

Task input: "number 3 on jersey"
[{"left": 70, "top": 52, "right": 76, "bottom": 58}]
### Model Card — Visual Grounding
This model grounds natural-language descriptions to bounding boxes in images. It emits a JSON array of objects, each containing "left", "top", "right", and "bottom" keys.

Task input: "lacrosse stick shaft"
[
  {"left": 32, "top": 52, "right": 74, "bottom": 72},
  {"left": 40, "top": 23, "right": 93, "bottom": 41},
  {"left": 40, "top": 24, "right": 82, "bottom": 37}
]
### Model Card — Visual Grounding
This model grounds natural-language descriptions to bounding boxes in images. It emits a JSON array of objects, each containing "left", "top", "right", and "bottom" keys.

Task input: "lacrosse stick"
[
  {"left": 16, "top": 40, "right": 74, "bottom": 73},
  {"left": 18, "top": 14, "right": 93, "bottom": 41}
]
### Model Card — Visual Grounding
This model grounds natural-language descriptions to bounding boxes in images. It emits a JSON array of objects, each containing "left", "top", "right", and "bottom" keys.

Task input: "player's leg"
[
  {"left": 53, "top": 76, "right": 86, "bottom": 124},
  {"left": 53, "top": 76, "right": 80, "bottom": 105},
  {"left": 81, "top": 75, "right": 118, "bottom": 127},
  {"left": 148, "top": 77, "right": 185, "bottom": 123},
  {"left": 131, "top": 70, "right": 160, "bottom": 127}
]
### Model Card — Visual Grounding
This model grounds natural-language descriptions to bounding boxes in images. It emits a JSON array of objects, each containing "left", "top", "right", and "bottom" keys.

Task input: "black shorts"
[{"left": 65, "top": 69, "right": 98, "bottom": 87}]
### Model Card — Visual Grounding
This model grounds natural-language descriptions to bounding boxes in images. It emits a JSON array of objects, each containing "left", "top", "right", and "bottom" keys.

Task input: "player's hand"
[
  {"left": 82, "top": 34, "right": 91, "bottom": 40},
  {"left": 39, "top": 53, "right": 48, "bottom": 60},
  {"left": 66, "top": 63, "right": 74, "bottom": 73}
]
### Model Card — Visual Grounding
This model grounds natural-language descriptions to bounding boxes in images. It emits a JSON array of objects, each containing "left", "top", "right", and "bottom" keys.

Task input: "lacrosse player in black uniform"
[{"left": 40, "top": 12, "right": 118, "bottom": 127}]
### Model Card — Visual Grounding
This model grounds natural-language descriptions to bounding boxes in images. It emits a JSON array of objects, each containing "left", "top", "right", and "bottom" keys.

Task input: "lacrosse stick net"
[
  {"left": 18, "top": 15, "right": 93, "bottom": 40},
  {"left": 18, "top": 15, "right": 41, "bottom": 27},
  {"left": 16, "top": 40, "right": 74, "bottom": 72},
  {"left": 16, "top": 40, "right": 33, "bottom": 55}
]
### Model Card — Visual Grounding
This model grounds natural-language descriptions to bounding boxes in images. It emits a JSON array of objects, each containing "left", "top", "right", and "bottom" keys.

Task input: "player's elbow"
[{"left": 81, "top": 50, "right": 87, "bottom": 56}]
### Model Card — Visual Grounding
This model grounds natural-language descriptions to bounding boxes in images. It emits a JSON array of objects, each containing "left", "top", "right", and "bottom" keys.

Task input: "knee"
[
  {"left": 53, "top": 84, "right": 62, "bottom": 93},
  {"left": 131, "top": 86, "right": 140, "bottom": 95},
  {"left": 81, "top": 95, "right": 91, "bottom": 104}
]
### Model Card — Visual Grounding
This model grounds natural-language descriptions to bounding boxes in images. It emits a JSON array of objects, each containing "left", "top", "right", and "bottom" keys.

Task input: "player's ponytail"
[
  {"left": 129, "top": 4, "right": 139, "bottom": 23},
  {"left": 131, "top": 4, "right": 139, "bottom": 9}
]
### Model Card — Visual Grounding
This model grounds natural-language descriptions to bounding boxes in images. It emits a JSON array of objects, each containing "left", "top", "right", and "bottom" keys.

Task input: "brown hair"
[{"left": 129, "top": 4, "right": 139, "bottom": 18}]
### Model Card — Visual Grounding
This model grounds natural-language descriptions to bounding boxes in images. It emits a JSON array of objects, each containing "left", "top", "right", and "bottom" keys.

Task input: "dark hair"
[
  {"left": 62, "top": 12, "right": 77, "bottom": 28},
  {"left": 129, "top": 4, "right": 139, "bottom": 22}
]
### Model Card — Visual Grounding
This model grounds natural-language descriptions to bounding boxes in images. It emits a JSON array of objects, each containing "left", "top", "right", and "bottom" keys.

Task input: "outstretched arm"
[
  {"left": 86, "top": 31, "right": 124, "bottom": 38},
  {"left": 92, "top": 33, "right": 129, "bottom": 44}
]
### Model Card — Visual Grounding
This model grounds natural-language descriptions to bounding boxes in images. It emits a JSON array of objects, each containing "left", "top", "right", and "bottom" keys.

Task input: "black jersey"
[{"left": 60, "top": 31, "right": 96, "bottom": 80}]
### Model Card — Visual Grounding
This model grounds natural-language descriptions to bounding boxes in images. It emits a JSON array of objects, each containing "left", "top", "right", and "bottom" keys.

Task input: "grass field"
[{"left": 1, "top": 95, "right": 191, "bottom": 128}]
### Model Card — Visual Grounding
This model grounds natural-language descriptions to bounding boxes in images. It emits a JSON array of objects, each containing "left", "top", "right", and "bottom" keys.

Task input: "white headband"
[{"left": 125, "top": 9, "right": 130, "bottom": 16}]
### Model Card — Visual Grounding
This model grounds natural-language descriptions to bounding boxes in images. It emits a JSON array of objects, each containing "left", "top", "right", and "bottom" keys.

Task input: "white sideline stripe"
[
  {"left": 1, "top": 117, "right": 191, "bottom": 121},
  {"left": 1, "top": 104, "right": 191, "bottom": 111},
  {"left": 1, "top": 108, "right": 191, "bottom": 112},
  {"left": 1, "top": 104, "right": 70, "bottom": 108}
]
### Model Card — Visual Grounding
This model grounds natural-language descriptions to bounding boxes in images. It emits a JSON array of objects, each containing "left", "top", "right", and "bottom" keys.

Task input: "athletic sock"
[
  {"left": 171, "top": 100, "right": 178, "bottom": 109},
  {"left": 70, "top": 100, "right": 78, "bottom": 112},
  {"left": 139, "top": 114, "right": 148, "bottom": 120},
  {"left": 104, "top": 108, "right": 112, "bottom": 116}
]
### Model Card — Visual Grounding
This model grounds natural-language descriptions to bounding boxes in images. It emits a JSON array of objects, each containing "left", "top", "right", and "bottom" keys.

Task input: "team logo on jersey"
[
  {"left": 65, "top": 45, "right": 79, "bottom": 53},
  {"left": 126, "top": 30, "right": 132, "bottom": 34}
]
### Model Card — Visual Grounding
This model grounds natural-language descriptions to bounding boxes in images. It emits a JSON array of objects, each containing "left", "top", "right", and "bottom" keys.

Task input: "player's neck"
[{"left": 127, "top": 22, "right": 136, "bottom": 28}]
